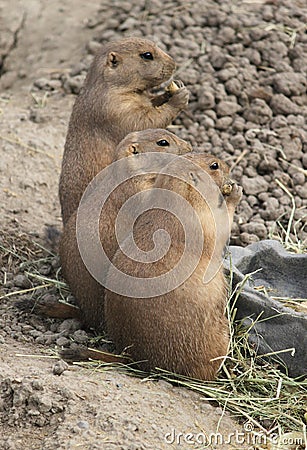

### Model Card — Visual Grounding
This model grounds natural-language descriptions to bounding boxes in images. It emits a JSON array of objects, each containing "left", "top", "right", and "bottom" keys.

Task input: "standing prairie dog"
[
  {"left": 60, "top": 129, "right": 192, "bottom": 330},
  {"left": 59, "top": 37, "right": 189, "bottom": 225},
  {"left": 104, "top": 154, "right": 242, "bottom": 381}
]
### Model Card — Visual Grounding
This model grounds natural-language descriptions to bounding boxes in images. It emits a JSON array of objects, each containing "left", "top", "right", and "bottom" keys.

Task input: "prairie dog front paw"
[
  {"left": 225, "top": 183, "right": 242, "bottom": 206},
  {"left": 167, "top": 81, "right": 189, "bottom": 109}
]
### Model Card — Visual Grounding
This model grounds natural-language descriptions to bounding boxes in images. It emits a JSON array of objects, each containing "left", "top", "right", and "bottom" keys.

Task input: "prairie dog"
[
  {"left": 59, "top": 37, "right": 189, "bottom": 224},
  {"left": 104, "top": 154, "right": 242, "bottom": 380},
  {"left": 60, "top": 129, "right": 192, "bottom": 330}
]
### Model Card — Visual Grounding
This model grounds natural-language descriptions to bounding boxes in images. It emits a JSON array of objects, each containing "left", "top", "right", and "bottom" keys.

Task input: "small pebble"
[
  {"left": 52, "top": 359, "right": 69, "bottom": 376},
  {"left": 14, "top": 275, "right": 31, "bottom": 289},
  {"left": 77, "top": 420, "right": 90, "bottom": 430}
]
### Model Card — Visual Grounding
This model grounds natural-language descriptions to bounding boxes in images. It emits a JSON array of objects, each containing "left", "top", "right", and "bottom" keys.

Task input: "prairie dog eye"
[
  {"left": 132, "top": 145, "right": 139, "bottom": 155},
  {"left": 111, "top": 54, "right": 117, "bottom": 66},
  {"left": 210, "top": 162, "right": 219, "bottom": 170},
  {"left": 156, "top": 139, "right": 170, "bottom": 147},
  {"left": 140, "top": 52, "right": 154, "bottom": 60}
]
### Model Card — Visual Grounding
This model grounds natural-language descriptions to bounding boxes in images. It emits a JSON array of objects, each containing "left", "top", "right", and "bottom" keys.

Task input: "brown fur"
[
  {"left": 60, "top": 129, "right": 192, "bottom": 330},
  {"left": 59, "top": 37, "right": 189, "bottom": 225},
  {"left": 104, "top": 154, "right": 242, "bottom": 380}
]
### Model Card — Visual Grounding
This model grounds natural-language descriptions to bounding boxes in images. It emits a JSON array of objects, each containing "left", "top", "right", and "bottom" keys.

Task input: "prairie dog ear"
[
  {"left": 128, "top": 143, "right": 140, "bottom": 155},
  {"left": 107, "top": 51, "right": 122, "bottom": 68}
]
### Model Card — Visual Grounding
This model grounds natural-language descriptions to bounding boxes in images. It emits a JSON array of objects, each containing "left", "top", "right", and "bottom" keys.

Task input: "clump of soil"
[{"left": 0, "top": 377, "right": 66, "bottom": 428}]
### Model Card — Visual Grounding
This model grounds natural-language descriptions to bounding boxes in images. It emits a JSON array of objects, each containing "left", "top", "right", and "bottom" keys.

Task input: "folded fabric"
[{"left": 224, "top": 240, "right": 307, "bottom": 378}]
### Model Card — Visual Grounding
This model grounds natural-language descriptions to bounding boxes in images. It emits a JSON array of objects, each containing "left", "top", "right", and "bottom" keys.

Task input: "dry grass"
[
  {"left": 267, "top": 188, "right": 306, "bottom": 255},
  {"left": 1, "top": 229, "right": 306, "bottom": 447}
]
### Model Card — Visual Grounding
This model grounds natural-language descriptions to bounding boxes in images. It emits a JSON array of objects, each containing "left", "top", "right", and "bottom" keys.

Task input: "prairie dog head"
[
  {"left": 154, "top": 153, "right": 231, "bottom": 193},
  {"left": 151, "top": 153, "right": 235, "bottom": 223},
  {"left": 115, "top": 128, "right": 192, "bottom": 159},
  {"left": 113, "top": 129, "right": 192, "bottom": 190},
  {"left": 85, "top": 37, "right": 176, "bottom": 91},
  {"left": 184, "top": 154, "right": 232, "bottom": 189}
]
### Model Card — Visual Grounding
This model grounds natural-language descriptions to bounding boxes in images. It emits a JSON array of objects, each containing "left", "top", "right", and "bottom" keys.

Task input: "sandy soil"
[{"left": 0, "top": 0, "right": 306, "bottom": 449}]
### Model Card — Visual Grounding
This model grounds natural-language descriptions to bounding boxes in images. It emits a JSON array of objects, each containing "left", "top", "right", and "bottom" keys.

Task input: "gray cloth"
[{"left": 224, "top": 240, "right": 307, "bottom": 378}]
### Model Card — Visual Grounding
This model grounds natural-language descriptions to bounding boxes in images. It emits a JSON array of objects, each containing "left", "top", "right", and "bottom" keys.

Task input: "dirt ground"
[{"left": 0, "top": 0, "right": 306, "bottom": 449}]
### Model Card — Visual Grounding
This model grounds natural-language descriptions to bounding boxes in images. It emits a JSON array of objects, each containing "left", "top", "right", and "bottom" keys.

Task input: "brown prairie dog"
[
  {"left": 60, "top": 129, "right": 192, "bottom": 331},
  {"left": 59, "top": 37, "right": 189, "bottom": 225},
  {"left": 104, "top": 154, "right": 242, "bottom": 381}
]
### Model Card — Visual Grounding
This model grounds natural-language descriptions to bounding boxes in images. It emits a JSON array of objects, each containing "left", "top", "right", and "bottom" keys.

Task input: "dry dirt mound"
[{"left": 1, "top": 338, "right": 245, "bottom": 450}]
